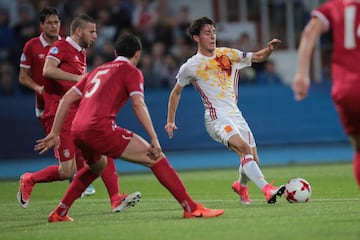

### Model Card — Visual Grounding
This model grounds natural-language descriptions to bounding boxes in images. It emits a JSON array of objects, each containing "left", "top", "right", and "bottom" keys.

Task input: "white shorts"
[{"left": 205, "top": 114, "right": 256, "bottom": 148}]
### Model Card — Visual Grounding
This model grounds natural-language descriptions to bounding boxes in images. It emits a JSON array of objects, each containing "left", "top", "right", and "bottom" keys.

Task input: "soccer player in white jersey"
[{"left": 165, "top": 16, "right": 285, "bottom": 204}]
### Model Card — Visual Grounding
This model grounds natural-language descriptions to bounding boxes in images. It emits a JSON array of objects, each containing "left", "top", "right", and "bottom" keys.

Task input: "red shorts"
[
  {"left": 72, "top": 124, "right": 133, "bottom": 165},
  {"left": 332, "top": 87, "right": 360, "bottom": 135},
  {"left": 43, "top": 114, "right": 76, "bottom": 162}
]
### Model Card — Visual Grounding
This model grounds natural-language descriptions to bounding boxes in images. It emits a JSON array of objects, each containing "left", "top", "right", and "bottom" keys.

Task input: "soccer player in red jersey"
[
  {"left": 35, "top": 33, "right": 224, "bottom": 222},
  {"left": 19, "top": 7, "right": 61, "bottom": 129},
  {"left": 17, "top": 8, "right": 99, "bottom": 205},
  {"left": 293, "top": 0, "right": 360, "bottom": 190},
  {"left": 18, "top": 14, "right": 135, "bottom": 213}
]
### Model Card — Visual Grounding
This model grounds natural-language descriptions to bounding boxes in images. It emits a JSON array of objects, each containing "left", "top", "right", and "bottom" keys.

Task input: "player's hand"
[
  {"left": 148, "top": 138, "right": 162, "bottom": 160},
  {"left": 34, "top": 133, "right": 60, "bottom": 155},
  {"left": 36, "top": 85, "right": 44, "bottom": 95},
  {"left": 267, "top": 39, "right": 282, "bottom": 51},
  {"left": 75, "top": 73, "right": 87, "bottom": 82},
  {"left": 292, "top": 75, "right": 310, "bottom": 101},
  {"left": 164, "top": 122, "right": 178, "bottom": 139}
]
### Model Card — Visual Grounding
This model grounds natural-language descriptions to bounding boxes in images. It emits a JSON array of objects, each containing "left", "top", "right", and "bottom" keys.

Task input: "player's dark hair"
[
  {"left": 188, "top": 16, "right": 216, "bottom": 40},
  {"left": 39, "top": 7, "right": 60, "bottom": 24},
  {"left": 115, "top": 33, "right": 142, "bottom": 58},
  {"left": 70, "top": 14, "right": 95, "bottom": 34}
]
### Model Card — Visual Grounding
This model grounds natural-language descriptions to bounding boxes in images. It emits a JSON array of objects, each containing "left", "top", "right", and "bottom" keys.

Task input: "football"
[{"left": 285, "top": 178, "right": 312, "bottom": 203}]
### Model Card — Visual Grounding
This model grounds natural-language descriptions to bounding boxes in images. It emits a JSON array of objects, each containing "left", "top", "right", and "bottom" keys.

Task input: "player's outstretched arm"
[
  {"left": 34, "top": 88, "right": 81, "bottom": 154},
  {"left": 292, "top": 17, "right": 323, "bottom": 101},
  {"left": 43, "top": 57, "right": 84, "bottom": 82},
  {"left": 19, "top": 68, "right": 44, "bottom": 95},
  {"left": 130, "top": 93, "right": 160, "bottom": 145},
  {"left": 165, "top": 83, "right": 183, "bottom": 139},
  {"left": 252, "top": 39, "right": 281, "bottom": 63}
]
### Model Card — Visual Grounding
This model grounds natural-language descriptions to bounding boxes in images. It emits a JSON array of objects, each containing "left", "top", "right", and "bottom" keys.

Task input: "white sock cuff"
[
  {"left": 243, "top": 154, "right": 254, "bottom": 160},
  {"left": 241, "top": 154, "right": 255, "bottom": 166}
]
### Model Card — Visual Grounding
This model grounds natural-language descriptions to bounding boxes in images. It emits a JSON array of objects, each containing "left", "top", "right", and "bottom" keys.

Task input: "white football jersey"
[{"left": 177, "top": 47, "right": 253, "bottom": 119}]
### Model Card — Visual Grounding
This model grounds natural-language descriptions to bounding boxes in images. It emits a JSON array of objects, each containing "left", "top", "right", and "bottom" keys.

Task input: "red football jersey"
[
  {"left": 314, "top": 0, "right": 360, "bottom": 134},
  {"left": 314, "top": 0, "right": 360, "bottom": 90},
  {"left": 43, "top": 36, "right": 87, "bottom": 119},
  {"left": 20, "top": 33, "right": 60, "bottom": 115},
  {"left": 71, "top": 56, "right": 144, "bottom": 132}
]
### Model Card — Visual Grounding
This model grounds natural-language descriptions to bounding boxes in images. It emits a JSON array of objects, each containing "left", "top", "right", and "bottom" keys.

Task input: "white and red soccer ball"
[{"left": 285, "top": 178, "right": 312, "bottom": 203}]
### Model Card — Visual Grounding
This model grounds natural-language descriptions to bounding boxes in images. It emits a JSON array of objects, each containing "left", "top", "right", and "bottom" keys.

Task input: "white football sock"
[
  {"left": 238, "top": 163, "right": 249, "bottom": 186},
  {"left": 242, "top": 154, "right": 268, "bottom": 190}
]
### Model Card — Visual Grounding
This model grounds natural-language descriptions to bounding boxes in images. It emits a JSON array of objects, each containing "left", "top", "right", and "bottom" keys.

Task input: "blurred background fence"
[{"left": 0, "top": 82, "right": 347, "bottom": 159}]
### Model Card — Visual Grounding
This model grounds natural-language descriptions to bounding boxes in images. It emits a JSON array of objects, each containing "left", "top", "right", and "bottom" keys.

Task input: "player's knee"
[
  {"left": 143, "top": 153, "right": 164, "bottom": 168},
  {"left": 231, "top": 143, "right": 252, "bottom": 155},
  {"left": 59, "top": 167, "right": 76, "bottom": 179},
  {"left": 89, "top": 156, "right": 107, "bottom": 175}
]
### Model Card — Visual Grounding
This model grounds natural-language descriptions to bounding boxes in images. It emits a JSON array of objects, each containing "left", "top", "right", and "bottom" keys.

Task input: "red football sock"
[
  {"left": 100, "top": 157, "right": 121, "bottom": 203},
  {"left": 55, "top": 166, "right": 99, "bottom": 216},
  {"left": 31, "top": 165, "right": 62, "bottom": 183},
  {"left": 354, "top": 152, "right": 360, "bottom": 190},
  {"left": 151, "top": 157, "right": 197, "bottom": 212}
]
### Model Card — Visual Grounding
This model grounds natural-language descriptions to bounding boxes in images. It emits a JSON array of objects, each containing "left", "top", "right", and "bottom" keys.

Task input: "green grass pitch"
[{"left": 1, "top": 162, "right": 359, "bottom": 240}]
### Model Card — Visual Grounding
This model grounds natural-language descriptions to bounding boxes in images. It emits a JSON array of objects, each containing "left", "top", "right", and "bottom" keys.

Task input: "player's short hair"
[
  {"left": 70, "top": 14, "right": 95, "bottom": 34},
  {"left": 115, "top": 33, "right": 142, "bottom": 58},
  {"left": 188, "top": 16, "right": 216, "bottom": 40},
  {"left": 39, "top": 7, "right": 60, "bottom": 24}
]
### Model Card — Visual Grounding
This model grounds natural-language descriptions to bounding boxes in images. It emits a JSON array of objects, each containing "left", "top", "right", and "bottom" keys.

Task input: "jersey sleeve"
[
  {"left": 72, "top": 74, "right": 88, "bottom": 97},
  {"left": 232, "top": 48, "right": 253, "bottom": 67},
  {"left": 20, "top": 41, "right": 32, "bottom": 69},
  {"left": 46, "top": 41, "right": 63, "bottom": 64},
  {"left": 176, "top": 62, "right": 193, "bottom": 87},
  {"left": 127, "top": 68, "right": 144, "bottom": 96},
  {"left": 311, "top": 1, "right": 333, "bottom": 32}
]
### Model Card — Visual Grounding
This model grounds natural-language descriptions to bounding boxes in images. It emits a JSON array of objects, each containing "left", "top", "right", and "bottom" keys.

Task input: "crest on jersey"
[
  {"left": 215, "top": 55, "right": 232, "bottom": 76},
  {"left": 62, "top": 149, "right": 70, "bottom": 158},
  {"left": 49, "top": 46, "right": 59, "bottom": 54},
  {"left": 20, "top": 53, "right": 26, "bottom": 62}
]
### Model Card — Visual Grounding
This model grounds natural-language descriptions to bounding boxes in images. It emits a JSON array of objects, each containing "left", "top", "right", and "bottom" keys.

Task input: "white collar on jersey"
[
  {"left": 39, "top": 33, "right": 61, "bottom": 47},
  {"left": 196, "top": 51, "right": 216, "bottom": 58},
  {"left": 115, "top": 56, "right": 130, "bottom": 63},
  {"left": 66, "top": 36, "right": 83, "bottom": 52}
]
